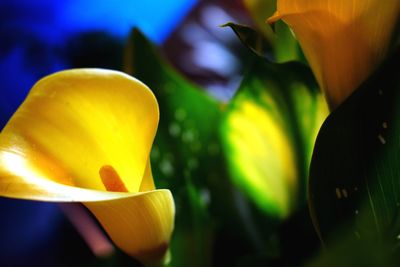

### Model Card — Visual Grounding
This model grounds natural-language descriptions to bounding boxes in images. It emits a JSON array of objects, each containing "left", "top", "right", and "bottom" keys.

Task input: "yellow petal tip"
[
  {"left": 266, "top": 11, "right": 282, "bottom": 25},
  {"left": 84, "top": 189, "right": 175, "bottom": 265}
]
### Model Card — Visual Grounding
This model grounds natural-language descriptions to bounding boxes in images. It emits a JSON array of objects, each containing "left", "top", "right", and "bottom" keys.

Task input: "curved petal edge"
[{"left": 84, "top": 189, "right": 175, "bottom": 265}]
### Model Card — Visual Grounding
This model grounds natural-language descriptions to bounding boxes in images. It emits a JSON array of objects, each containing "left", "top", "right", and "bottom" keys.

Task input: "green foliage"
[
  {"left": 272, "top": 20, "right": 304, "bottom": 63},
  {"left": 124, "top": 29, "right": 330, "bottom": 266},
  {"left": 125, "top": 29, "right": 224, "bottom": 267},
  {"left": 306, "top": 237, "right": 397, "bottom": 267},
  {"left": 242, "top": 0, "right": 277, "bottom": 41},
  {"left": 220, "top": 55, "right": 327, "bottom": 218},
  {"left": 222, "top": 22, "right": 273, "bottom": 60},
  {"left": 223, "top": 21, "right": 303, "bottom": 63},
  {"left": 241, "top": 0, "right": 301, "bottom": 62},
  {"left": 309, "top": 48, "right": 400, "bottom": 263}
]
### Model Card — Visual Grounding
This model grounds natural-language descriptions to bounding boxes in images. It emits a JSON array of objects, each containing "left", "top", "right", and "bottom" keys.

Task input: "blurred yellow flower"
[
  {"left": 268, "top": 0, "right": 400, "bottom": 109},
  {"left": 0, "top": 69, "right": 175, "bottom": 266}
]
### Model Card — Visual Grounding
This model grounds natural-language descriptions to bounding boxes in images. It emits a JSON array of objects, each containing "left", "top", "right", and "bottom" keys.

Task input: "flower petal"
[
  {"left": 0, "top": 151, "right": 174, "bottom": 264},
  {"left": 269, "top": 0, "right": 400, "bottom": 109},
  {"left": 85, "top": 189, "right": 175, "bottom": 265},
  {"left": 0, "top": 69, "right": 158, "bottom": 193},
  {"left": 0, "top": 69, "right": 173, "bottom": 264},
  {"left": 0, "top": 151, "right": 141, "bottom": 202},
  {"left": 139, "top": 160, "right": 156, "bottom": 192}
]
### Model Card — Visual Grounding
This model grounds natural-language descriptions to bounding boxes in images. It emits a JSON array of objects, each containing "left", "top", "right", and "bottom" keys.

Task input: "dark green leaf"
[
  {"left": 241, "top": 0, "right": 302, "bottom": 63},
  {"left": 309, "top": 48, "right": 400, "bottom": 247},
  {"left": 224, "top": 21, "right": 303, "bottom": 63},
  {"left": 305, "top": 236, "right": 397, "bottom": 267},
  {"left": 222, "top": 22, "right": 273, "bottom": 60}
]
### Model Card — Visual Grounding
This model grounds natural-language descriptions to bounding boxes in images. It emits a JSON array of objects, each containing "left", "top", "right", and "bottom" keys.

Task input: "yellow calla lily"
[
  {"left": 0, "top": 69, "right": 175, "bottom": 266},
  {"left": 268, "top": 0, "right": 400, "bottom": 109}
]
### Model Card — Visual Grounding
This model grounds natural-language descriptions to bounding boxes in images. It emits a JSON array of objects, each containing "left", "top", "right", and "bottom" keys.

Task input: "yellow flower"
[
  {"left": 0, "top": 69, "right": 175, "bottom": 266},
  {"left": 268, "top": 0, "right": 400, "bottom": 109}
]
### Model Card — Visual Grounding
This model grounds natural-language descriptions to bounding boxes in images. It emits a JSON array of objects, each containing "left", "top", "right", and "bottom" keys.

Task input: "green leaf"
[
  {"left": 222, "top": 22, "right": 273, "bottom": 60},
  {"left": 309, "top": 48, "right": 400, "bottom": 246},
  {"left": 305, "top": 235, "right": 397, "bottom": 267},
  {"left": 272, "top": 20, "right": 304, "bottom": 63},
  {"left": 220, "top": 55, "right": 328, "bottom": 219},
  {"left": 125, "top": 28, "right": 223, "bottom": 193},
  {"left": 124, "top": 29, "right": 223, "bottom": 267},
  {"left": 242, "top": 0, "right": 277, "bottom": 41},
  {"left": 224, "top": 21, "right": 304, "bottom": 63},
  {"left": 231, "top": 0, "right": 303, "bottom": 62},
  {"left": 124, "top": 29, "right": 279, "bottom": 267}
]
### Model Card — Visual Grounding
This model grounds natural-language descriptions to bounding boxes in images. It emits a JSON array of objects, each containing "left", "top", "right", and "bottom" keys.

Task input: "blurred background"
[{"left": 0, "top": 0, "right": 251, "bottom": 127}]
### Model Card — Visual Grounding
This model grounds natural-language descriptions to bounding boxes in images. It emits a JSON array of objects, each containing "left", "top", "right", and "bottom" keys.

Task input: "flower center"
[{"left": 99, "top": 165, "right": 128, "bottom": 192}]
